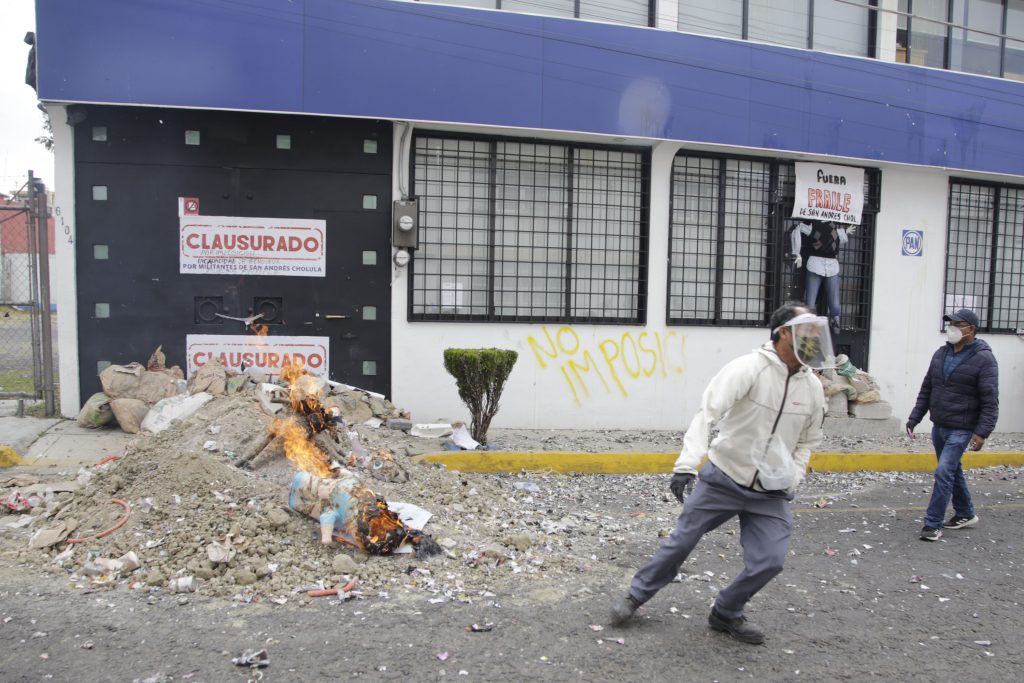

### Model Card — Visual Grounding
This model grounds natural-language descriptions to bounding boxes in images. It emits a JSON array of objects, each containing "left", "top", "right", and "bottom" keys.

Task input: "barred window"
[
  {"left": 945, "top": 182, "right": 1024, "bottom": 332},
  {"left": 668, "top": 156, "right": 772, "bottom": 324},
  {"left": 411, "top": 134, "right": 649, "bottom": 323},
  {"left": 668, "top": 153, "right": 880, "bottom": 331}
]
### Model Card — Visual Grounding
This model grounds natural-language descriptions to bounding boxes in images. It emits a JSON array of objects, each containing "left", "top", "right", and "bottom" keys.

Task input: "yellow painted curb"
[{"left": 414, "top": 450, "right": 1024, "bottom": 474}]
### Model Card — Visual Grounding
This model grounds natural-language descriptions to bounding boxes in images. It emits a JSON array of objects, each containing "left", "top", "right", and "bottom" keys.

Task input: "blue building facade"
[{"left": 35, "top": 0, "right": 1024, "bottom": 431}]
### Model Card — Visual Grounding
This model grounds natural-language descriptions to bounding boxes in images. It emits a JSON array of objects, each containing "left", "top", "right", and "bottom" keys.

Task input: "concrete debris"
[{"left": 411, "top": 423, "right": 454, "bottom": 439}]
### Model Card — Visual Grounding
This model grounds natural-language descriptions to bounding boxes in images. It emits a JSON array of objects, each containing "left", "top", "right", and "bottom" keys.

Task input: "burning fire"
[
  {"left": 270, "top": 360, "right": 333, "bottom": 477},
  {"left": 271, "top": 418, "right": 332, "bottom": 477},
  {"left": 276, "top": 365, "right": 442, "bottom": 557},
  {"left": 249, "top": 322, "right": 269, "bottom": 336}
]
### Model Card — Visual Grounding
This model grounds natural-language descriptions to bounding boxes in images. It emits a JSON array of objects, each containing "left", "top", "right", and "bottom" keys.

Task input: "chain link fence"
[{"left": 0, "top": 172, "right": 57, "bottom": 415}]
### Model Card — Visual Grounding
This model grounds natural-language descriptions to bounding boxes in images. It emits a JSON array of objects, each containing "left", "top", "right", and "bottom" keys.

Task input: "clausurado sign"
[
  {"left": 791, "top": 162, "right": 865, "bottom": 225},
  {"left": 180, "top": 215, "right": 327, "bottom": 277},
  {"left": 186, "top": 335, "right": 330, "bottom": 378}
]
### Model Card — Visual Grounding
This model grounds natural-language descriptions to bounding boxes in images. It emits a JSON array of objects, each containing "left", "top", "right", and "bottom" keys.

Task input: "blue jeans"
[
  {"left": 923, "top": 426, "right": 975, "bottom": 529},
  {"left": 805, "top": 271, "right": 841, "bottom": 320}
]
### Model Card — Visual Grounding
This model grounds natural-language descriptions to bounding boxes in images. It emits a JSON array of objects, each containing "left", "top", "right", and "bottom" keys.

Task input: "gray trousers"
[{"left": 629, "top": 461, "right": 792, "bottom": 619}]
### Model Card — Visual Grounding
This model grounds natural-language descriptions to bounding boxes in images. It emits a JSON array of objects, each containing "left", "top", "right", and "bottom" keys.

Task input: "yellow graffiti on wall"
[{"left": 527, "top": 326, "right": 687, "bottom": 406}]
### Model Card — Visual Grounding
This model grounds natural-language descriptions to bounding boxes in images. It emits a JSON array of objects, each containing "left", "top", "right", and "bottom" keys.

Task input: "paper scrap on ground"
[{"left": 450, "top": 424, "right": 480, "bottom": 450}]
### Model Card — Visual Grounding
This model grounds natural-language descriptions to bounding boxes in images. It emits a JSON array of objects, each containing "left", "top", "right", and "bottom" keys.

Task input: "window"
[
  {"left": 431, "top": 0, "right": 654, "bottom": 27},
  {"left": 748, "top": 0, "right": 809, "bottom": 48},
  {"left": 814, "top": 0, "right": 872, "bottom": 56},
  {"left": 945, "top": 182, "right": 1024, "bottom": 332},
  {"left": 668, "top": 153, "right": 880, "bottom": 330},
  {"left": 678, "top": 0, "right": 872, "bottom": 56},
  {"left": 898, "top": 0, "right": 1024, "bottom": 80},
  {"left": 950, "top": 0, "right": 1003, "bottom": 76},
  {"left": 411, "top": 134, "right": 649, "bottom": 323},
  {"left": 668, "top": 156, "right": 772, "bottom": 324}
]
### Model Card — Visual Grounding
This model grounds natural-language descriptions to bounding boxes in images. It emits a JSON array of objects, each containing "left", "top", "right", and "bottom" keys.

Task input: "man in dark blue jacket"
[{"left": 907, "top": 308, "right": 999, "bottom": 542}]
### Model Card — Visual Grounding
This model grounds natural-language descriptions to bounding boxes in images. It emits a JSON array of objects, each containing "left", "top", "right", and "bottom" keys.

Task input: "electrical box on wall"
[{"left": 392, "top": 199, "right": 418, "bottom": 249}]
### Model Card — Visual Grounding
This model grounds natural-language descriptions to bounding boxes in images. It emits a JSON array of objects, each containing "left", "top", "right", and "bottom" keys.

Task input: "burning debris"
[
  {"left": 287, "top": 471, "right": 439, "bottom": 556},
  {"left": 268, "top": 363, "right": 434, "bottom": 556}
]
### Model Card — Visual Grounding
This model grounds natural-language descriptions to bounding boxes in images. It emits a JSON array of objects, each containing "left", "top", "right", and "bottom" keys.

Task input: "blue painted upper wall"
[{"left": 35, "top": 0, "right": 1024, "bottom": 177}]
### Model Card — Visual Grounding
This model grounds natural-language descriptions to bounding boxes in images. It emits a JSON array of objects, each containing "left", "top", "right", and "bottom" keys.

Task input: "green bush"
[{"left": 443, "top": 348, "right": 518, "bottom": 445}]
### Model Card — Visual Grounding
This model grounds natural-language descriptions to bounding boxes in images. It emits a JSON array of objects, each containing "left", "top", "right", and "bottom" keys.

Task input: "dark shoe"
[
  {"left": 920, "top": 526, "right": 942, "bottom": 541},
  {"left": 609, "top": 594, "right": 642, "bottom": 625},
  {"left": 943, "top": 515, "right": 978, "bottom": 529},
  {"left": 830, "top": 318, "right": 841, "bottom": 336},
  {"left": 708, "top": 608, "right": 765, "bottom": 644}
]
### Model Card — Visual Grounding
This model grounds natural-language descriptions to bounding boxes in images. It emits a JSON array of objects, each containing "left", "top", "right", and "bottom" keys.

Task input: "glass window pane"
[
  {"left": 579, "top": 0, "right": 649, "bottom": 26},
  {"left": 993, "top": 188, "right": 1024, "bottom": 329},
  {"left": 748, "top": 0, "right": 809, "bottom": 48},
  {"left": 501, "top": 0, "right": 574, "bottom": 19},
  {"left": 950, "top": 0, "right": 1003, "bottom": 76},
  {"left": 494, "top": 142, "right": 569, "bottom": 318},
  {"left": 1007, "top": 1, "right": 1024, "bottom": 81},
  {"left": 909, "top": 0, "right": 948, "bottom": 69},
  {"left": 945, "top": 183, "right": 995, "bottom": 327},
  {"left": 813, "top": 0, "right": 870, "bottom": 56},
  {"left": 680, "top": 0, "right": 743, "bottom": 38},
  {"left": 570, "top": 148, "right": 644, "bottom": 319}
]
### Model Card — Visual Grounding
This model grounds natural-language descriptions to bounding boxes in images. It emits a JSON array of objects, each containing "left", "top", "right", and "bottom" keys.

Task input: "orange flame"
[
  {"left": 250, "top": 323, "right": 269, "bottom": 336},
  {"left": 271, "top": 418, "right": 332, "bottom": 477}
]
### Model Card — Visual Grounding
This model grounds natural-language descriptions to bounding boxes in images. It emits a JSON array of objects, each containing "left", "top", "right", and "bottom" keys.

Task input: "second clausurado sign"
[
  {"left": 179, "top": 215, "right": 327, "bottom": 277},
  {"left": 186, "top": 335, "right": 330, "bottom": 378},
  {"left": 791, "top": 162, "right": 865, "bottom": 226}
]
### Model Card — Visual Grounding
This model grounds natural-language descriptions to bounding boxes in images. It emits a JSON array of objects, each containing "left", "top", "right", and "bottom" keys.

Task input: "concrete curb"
[{"left": 413, "top": 451, "right": 1024, "bottom": 474}]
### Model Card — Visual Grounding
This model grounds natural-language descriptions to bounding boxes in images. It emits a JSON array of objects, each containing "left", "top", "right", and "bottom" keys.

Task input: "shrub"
[{"left": 442, "top": 348, "right": 518, "bottom": 444}]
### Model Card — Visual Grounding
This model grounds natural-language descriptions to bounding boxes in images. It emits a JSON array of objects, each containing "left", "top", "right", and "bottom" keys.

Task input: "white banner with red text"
[
  {"left": 791, "top": 162, "right": 865, "bottom": 225},
  {"left": 186, "top": 335, "right": 330, "bottom": 378},
  {"left": 179, "top": 215, "right": 326, "bottom": 277}
]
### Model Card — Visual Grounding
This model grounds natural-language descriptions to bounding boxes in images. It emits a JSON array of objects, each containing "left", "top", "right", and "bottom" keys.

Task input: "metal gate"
[
  {"left": 0, "top": 172, "right": 57, "bottom": 415},
  {"left": 72, "top": 106, "right": 393, "bottom": 402}
]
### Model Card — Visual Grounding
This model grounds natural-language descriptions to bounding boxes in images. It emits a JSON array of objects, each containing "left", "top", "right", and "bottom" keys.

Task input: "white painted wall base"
[{"left": 46, "top": 104, "right": 80, "bottom": 418}]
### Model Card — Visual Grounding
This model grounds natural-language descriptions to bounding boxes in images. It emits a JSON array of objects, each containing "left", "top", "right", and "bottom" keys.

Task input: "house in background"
[{"left": 31, "top": 0, "right": 1024, "bottom": 431}]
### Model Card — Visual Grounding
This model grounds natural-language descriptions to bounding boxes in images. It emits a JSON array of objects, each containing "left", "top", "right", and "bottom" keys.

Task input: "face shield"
[{"left": 775, "top": 313, "right": 836, "bottom": 370}]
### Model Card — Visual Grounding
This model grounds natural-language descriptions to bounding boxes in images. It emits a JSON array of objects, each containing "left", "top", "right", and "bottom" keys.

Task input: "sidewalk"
[
  {"left": 3, "top": 398, "right": 1023, "bottom": 475},
  {"left": 0, "top": 400, "right": 132, "bottom": 471}
]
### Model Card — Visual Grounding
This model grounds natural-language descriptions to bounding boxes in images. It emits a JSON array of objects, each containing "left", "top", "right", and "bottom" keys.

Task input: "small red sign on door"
[{"left": 179, "top": 197, "right": 200, "bottom": 216}]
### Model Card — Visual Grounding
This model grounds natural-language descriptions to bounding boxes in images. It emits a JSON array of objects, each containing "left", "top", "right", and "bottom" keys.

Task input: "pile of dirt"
[{"left": 19, "top": 389, "right": 595, "bottom": 605}]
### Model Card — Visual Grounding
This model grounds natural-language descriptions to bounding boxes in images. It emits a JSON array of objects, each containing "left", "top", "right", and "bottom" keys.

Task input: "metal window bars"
[
  {"left": 668, "top": 153, "right": 880, "bottom": 331},
  {"left": 410, "top": 134, "right": 649, "bottom": 324},
  {"left": 946, "top": 181, "right": 1024, "bottom": 333}
]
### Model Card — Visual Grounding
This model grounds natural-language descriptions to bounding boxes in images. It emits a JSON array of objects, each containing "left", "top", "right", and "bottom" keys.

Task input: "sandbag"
[
  {"left": 187, "top": 359, "right": 227, "bottom": 395},
  {"left": 77, "top": 392, "right": 114, "bottom": 428},
  {"left": 110, "top": 398, "right": 150, "bottom": 434},
  {"left": 100, "top": 363, "right": 179, "bottom": 404}
]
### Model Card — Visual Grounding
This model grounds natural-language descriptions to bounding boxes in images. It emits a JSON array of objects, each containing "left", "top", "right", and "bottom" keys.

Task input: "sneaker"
[
  {"left": 943, "top": 515, "right": 979, "bottom": 529},
  {"left": 830, "top": 318, "right": 841, "bottom": 336},
  {"left": 920, "top": 526, "right": 942, "bottom": 541},
  {"left": 708, "top": 608, "right": 765, "bottom": 645},
  {"left": 609, "top": 594, "right": 642, "bottom": 626}
]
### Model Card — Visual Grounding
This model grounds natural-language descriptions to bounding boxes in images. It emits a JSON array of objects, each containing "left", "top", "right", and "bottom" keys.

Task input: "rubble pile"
[{"left": 8, "top": 377, "right": 604, "bottom": 604}]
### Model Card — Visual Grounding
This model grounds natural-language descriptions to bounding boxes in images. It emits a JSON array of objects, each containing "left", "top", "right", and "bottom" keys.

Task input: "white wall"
[
  {"left": 390, "top": 133, "right": 772, "bottom": 430},
  {"left": 390, "top": 126, "right": 1024, "bottom": 433},
  {"left": 869, "top": 165, "right": 1024, "bottom": 432},
  {"left": 46, "top": 104, "right": 80, "bottom": 418}
]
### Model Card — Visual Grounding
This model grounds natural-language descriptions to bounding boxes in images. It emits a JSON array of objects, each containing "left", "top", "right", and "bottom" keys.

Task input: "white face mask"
[{"left": 946, "top": 326, "right": 963, "bottom": 344}]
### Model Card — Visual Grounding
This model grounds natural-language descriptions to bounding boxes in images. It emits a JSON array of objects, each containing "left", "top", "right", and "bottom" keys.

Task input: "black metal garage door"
[{"left": 73, "top": 106, "right": 392, "bottom": 401}]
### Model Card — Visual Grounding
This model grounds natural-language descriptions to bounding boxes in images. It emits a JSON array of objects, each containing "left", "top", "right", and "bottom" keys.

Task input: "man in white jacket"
[{"left": 610, "top": 302, "right": 826, "bottom": 644}]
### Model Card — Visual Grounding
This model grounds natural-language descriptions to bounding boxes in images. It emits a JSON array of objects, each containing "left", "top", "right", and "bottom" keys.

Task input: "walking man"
[
  {"left": 610, "top": 302, "right": 827, "bottom": 644},
  {"left": 906, "top": 308, "right": 999, "bottom": 542}
]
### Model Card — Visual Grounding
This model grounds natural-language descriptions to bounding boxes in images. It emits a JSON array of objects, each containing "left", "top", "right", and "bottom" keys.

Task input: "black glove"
[
  {"left": 905, "top": 420, "right": 917, "bottom": 437},
  {"left": 670, "top": 473, "right": 696, "bottom": 504}
]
